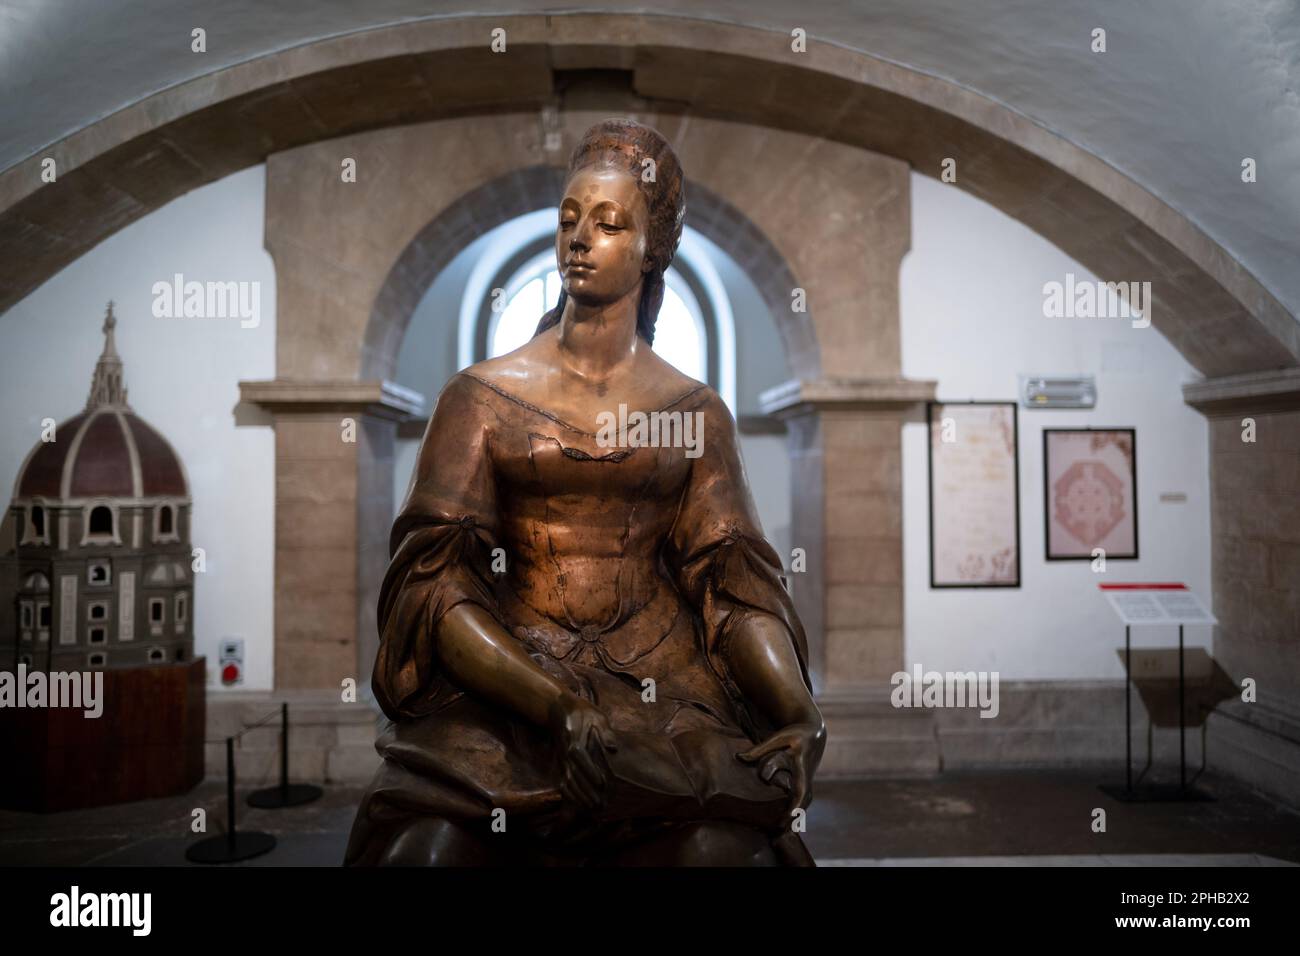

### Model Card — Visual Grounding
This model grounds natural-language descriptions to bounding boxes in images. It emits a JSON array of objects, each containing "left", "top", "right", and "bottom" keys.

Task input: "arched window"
[
  {"left": 19, "top": 572, "right": 51, "bottom": 643},
  {"left": 154, "top": 502, "right": 179, "bottom": 543},
  {"left": 21, "top": 502, "right": 49, "bottom": 545},
  {"left": 485, "top": 250, "right": 708, "bottom": 382},
  {"left": 21, "top": 571, "right": 50, "bottom": 592},
  {"left": 89, "top": 505, "right": 113, "bottom": 536}
]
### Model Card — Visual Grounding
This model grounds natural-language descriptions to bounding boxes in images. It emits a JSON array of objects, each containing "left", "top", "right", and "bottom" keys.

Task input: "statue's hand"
[
  {"left": 737, "top": 720, "right": 826, "bottom": 818},
  {"left": 547, "top": 695, "right": 619, "bottom": 812}
]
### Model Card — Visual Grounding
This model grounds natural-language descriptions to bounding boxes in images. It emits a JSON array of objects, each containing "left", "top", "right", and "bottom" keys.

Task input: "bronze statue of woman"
[{"left": 345, "top": 119, "right": 825, "bottom": 866}]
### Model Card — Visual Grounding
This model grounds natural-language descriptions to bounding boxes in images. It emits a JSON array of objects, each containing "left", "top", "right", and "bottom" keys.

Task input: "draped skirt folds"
[
  {"left": 343, "top": 666, "right": 816, "bottom": 865},
  {"left": 346, "top": 519, "right": 816, "bottom": 866}
]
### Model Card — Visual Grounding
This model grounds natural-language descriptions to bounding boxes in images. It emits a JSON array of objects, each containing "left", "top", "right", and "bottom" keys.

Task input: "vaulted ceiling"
[{"left": 2, "top": 0, "right": 1297, "bottom": 375}]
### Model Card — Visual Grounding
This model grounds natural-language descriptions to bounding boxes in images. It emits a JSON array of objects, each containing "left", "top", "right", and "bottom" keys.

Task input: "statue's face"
[{"left": 556, "top": 164, "right": 651, "bottom": 306}]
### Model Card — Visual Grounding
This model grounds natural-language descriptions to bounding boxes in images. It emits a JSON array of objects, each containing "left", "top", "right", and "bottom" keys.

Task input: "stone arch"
[
  {"left": 364, "top": 165, "right": 566, "bottom": 382},
  {"left": 365, "top": 167, "right": 814, "bottom": 383},
  {"left": 2, "top": 14, "right": 1293, "bottom": 379}
]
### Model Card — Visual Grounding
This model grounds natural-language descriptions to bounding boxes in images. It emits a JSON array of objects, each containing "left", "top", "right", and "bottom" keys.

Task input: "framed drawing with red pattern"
[
  {"left": 927, "top": 401, "right": 1021, "bottom": 588},
  {"left": 1043, "top": 428, "right": 1138, "bottom": 561}
]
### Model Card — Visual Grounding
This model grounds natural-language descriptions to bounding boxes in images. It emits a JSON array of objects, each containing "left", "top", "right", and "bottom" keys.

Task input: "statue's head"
[{"left": 536, "top": 118, "right": 685, "bottom": 345}]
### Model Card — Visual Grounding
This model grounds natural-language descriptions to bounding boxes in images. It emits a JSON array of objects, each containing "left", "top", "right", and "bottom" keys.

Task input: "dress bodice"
[{"left": 466, "top": 372, "right": 705, "bottom": 633}]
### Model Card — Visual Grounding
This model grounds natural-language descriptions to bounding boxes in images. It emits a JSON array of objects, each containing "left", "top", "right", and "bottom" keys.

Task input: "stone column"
[
  {"left": 238, "top": 380, "right": 423, "bottom": 693},
  {"left": 761, "top": 378, "right": 935, "bottom": 693},
  {"left": 1183, "top": 368, "right": 1300, "bottom": 807}
]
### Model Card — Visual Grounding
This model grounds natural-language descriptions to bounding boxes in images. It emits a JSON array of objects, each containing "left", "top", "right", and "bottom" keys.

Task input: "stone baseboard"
[
  {"left": 817, "top": 688, "right": 940, "bottom": 777},
  {"left": 197, "top": 683, "right": 1300, "bottom": 807},
  {"left": 205, "top": 690, "right": 382, "bottom": 786},
  {"left": 932, "top": 680, "right": 1129, "bottom": 771},
  {"left": 816, "top": 680, "right": 1243, "bottom": 779},
  {"left": 1205, "top": 699, "right": 1300, "bottom": 812}
]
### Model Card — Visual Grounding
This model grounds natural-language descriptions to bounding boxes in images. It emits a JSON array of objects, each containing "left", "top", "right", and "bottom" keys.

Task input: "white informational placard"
[{"left": 1099, "top": 583, "right": 1217, "bottom": 626}]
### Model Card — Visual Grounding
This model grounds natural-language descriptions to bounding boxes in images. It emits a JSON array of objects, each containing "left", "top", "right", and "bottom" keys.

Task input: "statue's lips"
[{"left": 565, "top": 261, "right": 596, "bottom": 274}]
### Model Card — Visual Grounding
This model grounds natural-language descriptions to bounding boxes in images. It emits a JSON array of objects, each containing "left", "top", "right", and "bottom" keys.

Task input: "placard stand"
[{"left": 1096, "top": 583, "right": 1216, "bottom": 804}]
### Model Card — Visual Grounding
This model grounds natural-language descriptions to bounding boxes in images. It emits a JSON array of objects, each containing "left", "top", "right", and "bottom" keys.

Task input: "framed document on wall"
[
  {"left": 927, "top": 402, "right": 1021, "bottom": 588},
  {"left": 1043, "top": 428, "right": 1138, "bottom": 561}
]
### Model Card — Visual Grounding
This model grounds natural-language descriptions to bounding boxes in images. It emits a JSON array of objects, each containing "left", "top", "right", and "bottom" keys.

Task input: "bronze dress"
[{"left": 344, "top": 371, "right": 814, "bottom": 865}]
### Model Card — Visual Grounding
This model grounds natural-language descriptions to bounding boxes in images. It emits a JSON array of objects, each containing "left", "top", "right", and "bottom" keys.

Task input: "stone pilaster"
[
  {"left": 238, "top": 379, "right": 423, "bottom": 693},
  {"left": 1183, "top": 367, "right": 1300, "bottom": 809},
  {"left": 762, "top": 377, "right": 935, "bottom": 694}
]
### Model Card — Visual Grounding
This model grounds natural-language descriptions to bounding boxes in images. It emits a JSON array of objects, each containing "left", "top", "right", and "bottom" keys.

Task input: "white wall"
[
  {"left": 900, "top": 173, "right": 1212, "bottom": 680},
  {"left": 0, "top": 167, "right": 277, "bottom": 690}
]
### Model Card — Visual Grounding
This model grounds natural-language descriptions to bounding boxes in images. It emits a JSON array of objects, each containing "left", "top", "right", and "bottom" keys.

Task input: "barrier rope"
[{"left": 205, "top": 705, "right": 283, "bottom": 744}]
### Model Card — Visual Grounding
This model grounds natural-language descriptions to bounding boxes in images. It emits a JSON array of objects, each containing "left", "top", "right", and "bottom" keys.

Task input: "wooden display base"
[{"left": 0, "top": 658, "right": 205, "bottom": 812}]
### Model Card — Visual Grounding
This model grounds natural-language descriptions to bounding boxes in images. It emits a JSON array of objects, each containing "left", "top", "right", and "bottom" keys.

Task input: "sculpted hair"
[{"left": 533, "top": 118, "right": 686, "bottom": 345}]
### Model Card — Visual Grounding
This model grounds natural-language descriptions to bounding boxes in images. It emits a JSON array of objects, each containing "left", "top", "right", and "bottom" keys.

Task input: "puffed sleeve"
[
  {"left": 372, "top": 373, "right": 502, "bottom": 720},
  {"left": 664, "top": 388, "right": 812, "bottom": 737}
]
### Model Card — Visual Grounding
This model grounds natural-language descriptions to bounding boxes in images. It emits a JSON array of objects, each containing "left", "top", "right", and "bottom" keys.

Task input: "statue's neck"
[{"left": 557, "top": 287, "right": 641, "bottom": 378}]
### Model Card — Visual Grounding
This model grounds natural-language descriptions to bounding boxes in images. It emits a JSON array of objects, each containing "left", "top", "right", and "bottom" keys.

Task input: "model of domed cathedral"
[
  {"left": 0, "top": 304, "right": 205, "bottom": 812},
  {"left": 1, "top": 304, "right": 195, "bottom": 673}
]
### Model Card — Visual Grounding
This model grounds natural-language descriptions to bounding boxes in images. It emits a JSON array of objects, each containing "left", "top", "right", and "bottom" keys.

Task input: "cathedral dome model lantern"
[
  {"left": 1, "top": 304, "right": 205, "bottom": 813},
  {"left": 3, "top": 303, "right": 194, "bottom": 673}
]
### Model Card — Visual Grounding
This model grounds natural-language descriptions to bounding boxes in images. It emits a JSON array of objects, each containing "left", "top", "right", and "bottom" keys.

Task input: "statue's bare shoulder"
[
  {"left": 635, "top": 343, "right": 707, "bottom": 406},
  {"left": 459, "top": 329, "right": 555, "bottom": 392},
  {"left": 456, "top": 326, "right": 708, "bottom": 417}
]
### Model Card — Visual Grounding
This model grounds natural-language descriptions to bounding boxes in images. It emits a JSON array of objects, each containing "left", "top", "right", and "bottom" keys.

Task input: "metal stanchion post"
[
  {"left": 248, "top": 702, "right": 323, "bottom": 809},
  {"left": 186, "top": 736, "right": 277, "bottom": 864}
]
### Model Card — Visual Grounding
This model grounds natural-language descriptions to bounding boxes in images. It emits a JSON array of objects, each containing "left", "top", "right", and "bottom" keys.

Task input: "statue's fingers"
[
  {"left": 585, "top": 744, "right": 608, "bottom": 785},
  {"left": 760, "top": 751, "right": 794, "bottom": 784},
  {"left": 560, "top": 769, "right": 577, "bottom": 802},
  {"left": 592, "top": 720, "right": 619, "bottom": 753},
  {"left": 586, "top": 726, "right": 615, "bottom": 775},
  {"left": 737, "top": 735, "right": 786, "bottom": 763},
  {"left": 572, "top": 740, "right": 609, "bottom": 793},
  {"left": 571, "top": 753, "right": 604, "bottom": 799},
  {"left": 786, "top": 764, "right": 809, "bottom": 817},
  {"left": 565, "top": 766, "right": 601, "bottom": 810}
]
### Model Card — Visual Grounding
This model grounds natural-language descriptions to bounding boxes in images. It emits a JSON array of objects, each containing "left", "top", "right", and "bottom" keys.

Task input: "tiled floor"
[{"left": 2, "top": 769, "right": 1297, "bottom": 866}]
